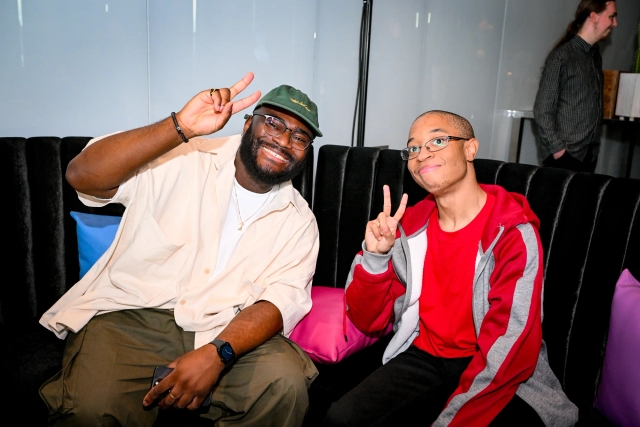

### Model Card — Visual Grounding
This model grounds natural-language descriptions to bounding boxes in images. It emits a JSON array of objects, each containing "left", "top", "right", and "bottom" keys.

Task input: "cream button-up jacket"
[{"left": 40, "top": 134, "right": 319, "bottom": 349}]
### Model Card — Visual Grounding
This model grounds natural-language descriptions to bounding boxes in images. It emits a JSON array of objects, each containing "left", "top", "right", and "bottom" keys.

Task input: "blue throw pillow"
[{"left": 70, "top": 211, "right": 121, "bottom": 278}]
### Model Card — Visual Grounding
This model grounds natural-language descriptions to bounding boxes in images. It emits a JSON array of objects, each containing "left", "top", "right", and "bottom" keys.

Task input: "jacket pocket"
[{"left": 109, "top": 212, "right": 189, "bottom": 303}]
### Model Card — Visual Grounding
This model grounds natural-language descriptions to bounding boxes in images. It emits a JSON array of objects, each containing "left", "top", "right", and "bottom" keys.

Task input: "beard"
[{"left": 239, "top": 129, "right": 308, "bottom": 186}]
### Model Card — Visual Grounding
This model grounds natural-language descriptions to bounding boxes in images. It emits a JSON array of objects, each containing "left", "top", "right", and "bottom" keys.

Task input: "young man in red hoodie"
[{"left": 324, "top": 111, "right": 578, "bottom": 426}]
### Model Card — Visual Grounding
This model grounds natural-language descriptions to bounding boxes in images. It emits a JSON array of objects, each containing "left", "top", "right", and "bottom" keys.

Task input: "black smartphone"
[
  {"left": 150, "top": 366, "right": 173, "bottom": 403},
  {"left": 150, "top": 366, "right": 211, "bottom": 407}
]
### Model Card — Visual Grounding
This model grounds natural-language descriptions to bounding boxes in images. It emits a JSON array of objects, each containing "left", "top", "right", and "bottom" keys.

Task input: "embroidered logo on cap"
[{"left": 290, "top": 98, "right": 311, "bottom": 112}]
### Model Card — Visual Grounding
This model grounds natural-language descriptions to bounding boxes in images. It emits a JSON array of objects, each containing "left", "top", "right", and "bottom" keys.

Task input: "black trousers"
[
  {"left": 542, "top": 145, "right": 597, "bottom": 173},
  {"left": 323, "top": 346, "right": 544, "bottom": 427}
]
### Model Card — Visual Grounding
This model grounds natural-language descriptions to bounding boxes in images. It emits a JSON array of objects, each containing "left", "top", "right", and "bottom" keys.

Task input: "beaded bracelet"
[{"left": 171, "top": 112, "right": 189, "bottom": 143}]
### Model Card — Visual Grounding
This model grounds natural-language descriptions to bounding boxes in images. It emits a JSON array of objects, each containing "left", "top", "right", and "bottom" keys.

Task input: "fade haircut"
[{"left": 415, "top": 110, "right": 475, "bottom": 140}]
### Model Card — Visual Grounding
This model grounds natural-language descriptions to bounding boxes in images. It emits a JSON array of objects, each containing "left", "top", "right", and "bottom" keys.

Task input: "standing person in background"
[{"left": 534, "top": 0, "right": 618, "bottom": 173}]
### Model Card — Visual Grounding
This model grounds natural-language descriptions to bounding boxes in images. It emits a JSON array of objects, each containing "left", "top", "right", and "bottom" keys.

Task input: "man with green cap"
[{"left": 39, "top": 72, "right": 322, "bottom": 426}]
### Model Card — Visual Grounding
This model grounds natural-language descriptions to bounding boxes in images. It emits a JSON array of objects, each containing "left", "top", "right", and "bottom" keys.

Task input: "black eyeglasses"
[
  {"left": 400, "top": 136, "right": 469, "bottom": 160},
  {"left": 244, "top": 114, "right": 313, "bottom": 151}
]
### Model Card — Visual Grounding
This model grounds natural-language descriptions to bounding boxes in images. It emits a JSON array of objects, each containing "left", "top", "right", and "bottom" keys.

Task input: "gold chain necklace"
[{"left": 232, "top": 181, "right": 277, "bottom": 230}]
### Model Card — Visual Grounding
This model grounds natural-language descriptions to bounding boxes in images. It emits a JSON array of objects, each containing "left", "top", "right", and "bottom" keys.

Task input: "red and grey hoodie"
[{"left": 344, "top": 184, "right": 578, "bottom": 427}]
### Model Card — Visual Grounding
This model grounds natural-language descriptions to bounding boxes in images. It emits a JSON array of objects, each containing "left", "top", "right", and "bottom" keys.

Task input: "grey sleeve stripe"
[
  {"left": 434, "top": 223, "right": 539, "bottom": 426},
  {"left": 361, "top": 247, "right": 392, "bottom": 275},
  {"left": 344, "top": 253, "right": 363, "bottom": 291},
  {"left": 345, "top": 241, "right": 392, "bottom": 289}
]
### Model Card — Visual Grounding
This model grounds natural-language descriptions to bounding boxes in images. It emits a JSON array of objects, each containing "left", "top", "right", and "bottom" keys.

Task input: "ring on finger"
[
  {"left": 168, "top": 392, "right": 178, "bottom": 401},
  {"left": 209, "top": 88, "right": 218, "bottom": 97}
]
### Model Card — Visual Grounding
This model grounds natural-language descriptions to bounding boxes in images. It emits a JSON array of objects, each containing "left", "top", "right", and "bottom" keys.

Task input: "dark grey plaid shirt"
[{"left": 533, "top": 35, "right": 603, "bottom": 162}]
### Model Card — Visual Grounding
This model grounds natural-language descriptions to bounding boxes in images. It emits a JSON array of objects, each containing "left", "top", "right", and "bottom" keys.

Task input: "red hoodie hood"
[{"left": 398, "top": 184, "right": 540, "bottom": 251}]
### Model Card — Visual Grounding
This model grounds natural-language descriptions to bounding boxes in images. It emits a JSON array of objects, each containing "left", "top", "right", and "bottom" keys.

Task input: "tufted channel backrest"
[
  {"left": 312, "top": 145, "right": 640, "bottom": 417},
  {"left": 4, "top": 136, "right": 639, "bottom": 418},
  {"left": 0, "top": 136, "right": 314, "bottom": 329}
]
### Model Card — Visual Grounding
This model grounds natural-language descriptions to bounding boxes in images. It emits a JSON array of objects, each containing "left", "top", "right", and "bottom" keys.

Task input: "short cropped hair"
[{"left": 415, "top": 110, "right": 475, "bottom": 140}]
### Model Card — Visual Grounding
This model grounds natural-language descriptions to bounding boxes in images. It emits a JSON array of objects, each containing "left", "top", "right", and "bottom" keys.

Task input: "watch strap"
[{"left": 210, "top": 339, "right": 235, "bottom": 365}]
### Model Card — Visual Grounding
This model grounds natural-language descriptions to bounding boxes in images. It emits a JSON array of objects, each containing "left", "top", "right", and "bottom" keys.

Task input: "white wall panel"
[
  {"left": 148, "top": 0, "right": 318, "bottom": 138},
  {"left": 363, "top": 0, "right": 428, "bottom": 150},
  {"left": 1, "top": 0, "right": 638, "bottom": 179},
  {"left": 491, "top": 0, "right": 574, "bottom": 164},
  {"left": 312, "top": 0, "right": 362, "bottom": 150},
  {"left": 0, "top": 0, "right": 148, "bottom": 137},
  {"left": 418, "top": 0, "right": 506, "bottom": 158}
]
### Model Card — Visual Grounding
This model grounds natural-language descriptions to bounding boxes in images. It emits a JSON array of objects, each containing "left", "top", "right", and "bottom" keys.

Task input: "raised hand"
[
  {"left": 365, "top": 185, "right": 408, "bottom": 255},
  {"left": 176, "top": 72, "right": 262, "bottom": 139}
]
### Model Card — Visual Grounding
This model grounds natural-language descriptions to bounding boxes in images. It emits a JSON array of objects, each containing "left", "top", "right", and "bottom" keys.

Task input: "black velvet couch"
[{"left": 3, "top": 136, "right": 639, "bottom": 426}]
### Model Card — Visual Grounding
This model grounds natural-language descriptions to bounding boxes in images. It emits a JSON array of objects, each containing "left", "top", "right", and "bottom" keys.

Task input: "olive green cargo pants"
[{"left": 40, "top": 309, "right": 318, "bottom": 426}]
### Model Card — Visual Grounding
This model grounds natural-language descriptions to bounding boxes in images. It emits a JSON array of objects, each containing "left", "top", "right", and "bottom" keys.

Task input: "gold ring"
[
  {"left": 209, "top": 88, "right": 218, "bottom": 97},
  {"left": 168, "top": 392, "right": 177, "bottom": 400}
]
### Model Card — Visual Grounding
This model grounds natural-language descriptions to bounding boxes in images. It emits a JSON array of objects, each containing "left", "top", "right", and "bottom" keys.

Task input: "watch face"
[{"left": 219, "top": 342, "right": 235, "bottom": 363}]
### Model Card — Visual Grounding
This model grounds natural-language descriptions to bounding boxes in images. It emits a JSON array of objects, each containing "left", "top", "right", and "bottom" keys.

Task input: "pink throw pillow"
[
  {"left": 594, "top": 269, "right": 640, "bottom": 426},
  {"left": 290, "top": 286, "right": 393, "bottom": 365}
]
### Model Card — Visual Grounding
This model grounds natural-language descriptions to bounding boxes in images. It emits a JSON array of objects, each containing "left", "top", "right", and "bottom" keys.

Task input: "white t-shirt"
[{"left": 209, "top": 179, "right": 279, "bottom": 280}]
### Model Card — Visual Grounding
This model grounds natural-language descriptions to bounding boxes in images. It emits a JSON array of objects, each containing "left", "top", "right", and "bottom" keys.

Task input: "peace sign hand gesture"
[
  {"left": 175, "top": 72, "right": 262, "bottom": 139},
  {"left": 365, "top": 185, "right": 408, "bottom": 255}
]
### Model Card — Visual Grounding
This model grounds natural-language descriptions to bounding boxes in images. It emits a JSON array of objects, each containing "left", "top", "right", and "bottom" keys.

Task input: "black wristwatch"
[{"left": 210, "top": 339, "right": 236, "bottom": 366}]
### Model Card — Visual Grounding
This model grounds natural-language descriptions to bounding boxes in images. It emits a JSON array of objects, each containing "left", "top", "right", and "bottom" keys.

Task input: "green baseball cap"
[{"left": 254, "top": 85, "right": 322, "bottom": 137}]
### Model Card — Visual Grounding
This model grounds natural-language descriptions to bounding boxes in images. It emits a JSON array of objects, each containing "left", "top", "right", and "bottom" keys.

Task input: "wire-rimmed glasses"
[{"left": 400, "top": 136, "right": 469, "bottom": 160}]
